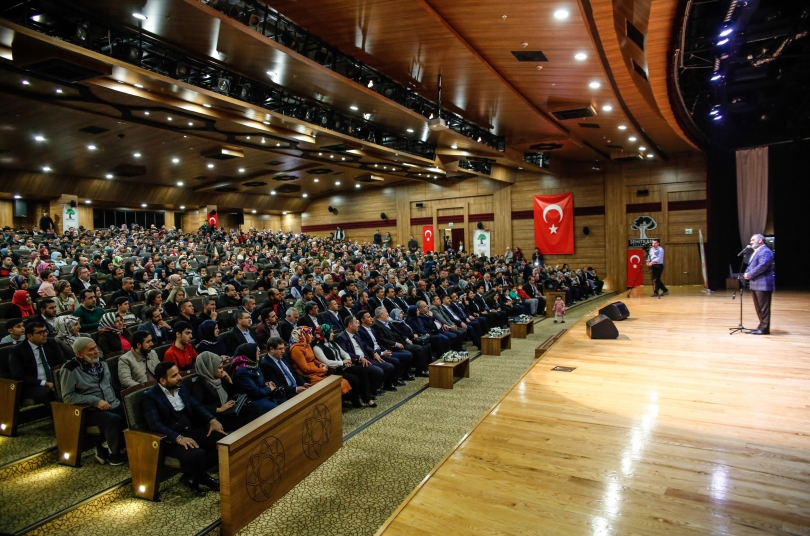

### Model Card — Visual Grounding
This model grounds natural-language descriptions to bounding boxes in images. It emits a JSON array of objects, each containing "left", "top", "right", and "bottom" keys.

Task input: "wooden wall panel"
[
  {"left": 0, "top": 201, "right": 13, "bottom": 230},
  {"left": 301, "top": 187, "right": 398, "bottom": 243}
]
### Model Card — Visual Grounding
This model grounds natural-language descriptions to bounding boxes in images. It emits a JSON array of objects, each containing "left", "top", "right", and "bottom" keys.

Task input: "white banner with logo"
[
  {"left": 62, "top": 203, "right": 79, "bottom": 230},
  {"left": 474, "top": 229, "right": 491, "bottom": 258}
]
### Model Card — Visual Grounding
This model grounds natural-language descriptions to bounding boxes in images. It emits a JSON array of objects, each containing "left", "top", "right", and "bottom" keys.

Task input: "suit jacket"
[
  {"left": 9, "top": 338, "right": 66, "bottom": 388},
  {"left": 141, "top": 384, "right": 214, "bottom": 443},
  {"left": 746, "top": 245, "right": 775, "bottom": 291},
  {"left": 69, "top": 276, "right": 96, "bottom": 296},
  {"left": 28, "top": 314, "right": 57, "bottom": 337},
  {"left": 112, "top": 288, "right": 136, "bottom": 303},
  {"left": 260, "top": 354, "right": 306, "bottom": 398},
  {"left": 224, "top": 327, "right": 257, "bottom": 355},
  {"left": 371, "top": 319, "right": 406, "bottom": 349},
  {"left": 428, "top": 304, "right": 454, "bottom": 327},
  {"left": 334, "top": 229, "right": 345, "bottom": 241},
  {"left": 136, "top": 321, "right": 172, "bottom": 346},
  {"left": 297, "top": 314, "right": 319, "bottom": 330},
  {"left": 318, "top": 310, "right": 344, "bottom": 333},
  {"left": 355, "top": 324, "right": 384, "bottom": 352},
  {"left": 335, "top": 331, "right": 374, "bottom": 361},
  {"left": 368, "top": 297, "right": 384, "bottom": 314},
  {"left": 278, "top": 319, "right": 296, "bottom": 345}
]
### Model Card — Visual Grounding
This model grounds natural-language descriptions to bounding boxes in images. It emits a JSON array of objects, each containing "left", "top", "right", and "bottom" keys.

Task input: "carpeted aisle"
[{"left": 238, "top": 294, "right": 616, "bottom": 536}]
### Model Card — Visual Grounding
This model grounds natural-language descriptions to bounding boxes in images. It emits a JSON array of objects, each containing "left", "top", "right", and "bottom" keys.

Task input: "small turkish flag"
[
  {"left": 422, "top": 225, "right": 434, "bottom": 253},
  {"left": 627, "top": 249, "right": 644, "bottom": 288},
  {"left": 534, "top": 193, "right": 574, "bottom": 254}
]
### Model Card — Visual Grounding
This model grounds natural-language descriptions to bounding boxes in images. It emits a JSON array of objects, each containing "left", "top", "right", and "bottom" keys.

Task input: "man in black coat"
[
  {"left": 260, "top": 337, "right": 309, "bottom": 399},
  {"left": 29, "top": 298, "right": 58, "bottom": 337},
  {"left": 372, "top": 308, "right": 429, "bottom": 376},
  {"left": 8, "top": 322, "right": 66, "bottom": 405}
]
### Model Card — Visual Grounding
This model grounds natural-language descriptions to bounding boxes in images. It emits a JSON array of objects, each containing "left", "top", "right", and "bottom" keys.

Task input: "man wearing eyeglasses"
[{"left": 9, "top": 322, "right": 66, "bottom": 406}]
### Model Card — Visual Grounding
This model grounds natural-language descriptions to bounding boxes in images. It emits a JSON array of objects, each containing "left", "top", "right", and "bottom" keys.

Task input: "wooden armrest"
[
  {"left": 124, "top": 429, "right": 167, "bottom": 501},
  {"left": 52, "top": 402, "right": 91, "bottom": 466},
  {"left": 0, "top": 378, "right": 23, "bottom": 436}
]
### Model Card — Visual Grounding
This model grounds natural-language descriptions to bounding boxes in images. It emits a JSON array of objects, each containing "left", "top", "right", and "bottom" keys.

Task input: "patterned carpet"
[
  {"left": 0, "top": 417, "right": 55, "bottom": 467},
  {"left": 13, "top": 294, "right": 614, "bottom": 536}
]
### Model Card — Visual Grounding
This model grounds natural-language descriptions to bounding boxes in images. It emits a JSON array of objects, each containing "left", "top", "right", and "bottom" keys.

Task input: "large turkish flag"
[
  {"left": 627, "top": 249, "right": 645, "bottom": 288},
  {"left": 534, "top": 193, "right": 574, "bottom": 254},
  {"left": 422, "top": 225, "right": 435, "bottom": 253},
  {"left": 207, "top": 211, "right": 219, "bottom": 229}
]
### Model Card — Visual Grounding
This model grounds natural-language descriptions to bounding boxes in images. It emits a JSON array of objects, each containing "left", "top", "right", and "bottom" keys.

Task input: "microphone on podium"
[{"left": 737, "top": 245, "right": 752, "bottom": 256}]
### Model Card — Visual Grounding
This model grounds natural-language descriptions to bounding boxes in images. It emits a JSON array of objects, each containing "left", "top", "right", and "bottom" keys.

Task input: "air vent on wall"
[
  {"left": 307, "top": 168, "right": 333, "bottom": 175},
  {"left": 201, "top": 146, "right": 244, "bottom": 160},
  {"left": 529, "top": 143, "right": 564, "bottom": 151},
  {"left": 551, "top": 106, "right": 596, "bottom": 120},
  {"left": 214, "top": 186, "right": 239, "bottom": 192},
  {"left": 626, "top": 20, "right": 645, "bottom": 50},
  {"left": 109, "top": 164, "right": 146, "bottom": 177},
  {"left": 511, "top": 51, "right": 548, "bottom": 62},
  {"left": 632, "top": 60, "right": 648, "bottom": 81},
  {"left": 579, "top": 123, "right": 600, "bottom": 129},
  {"left": 275, "top": 184, "right": 301, "bottom": 193},
  {"left": 273, "top": 175, "right": 298, "bottom": 181},
  {"left": 242, "top": 181, "right": 267, "bottom": 187},
  {"left": 78, "top": 126, "right": 109, "bottom": 134}
]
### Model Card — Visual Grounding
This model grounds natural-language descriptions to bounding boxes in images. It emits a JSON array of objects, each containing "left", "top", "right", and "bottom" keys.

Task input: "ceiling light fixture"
[
  {"left": 133, "top": 152, "right": 141, "bottom": 157},
  {"left": 554, "top": 9, "right": 569, "bottom": 19},
  {"left": 451, "top": 144, "right": 458, "bottom": 149},
  {"left": 720, "top": 27, "right": 733, "bottom": 37},
  {"left": 647, "top": 154, "right": 654, "bottom": 158},
  {"left": 271, "top": 190, "right": 276, "bottom": 195},
  {"left": 207, "top": 163, "right": 214, "bottom": 169},
  {"left": 629, "top": 136, "right": 637, "bottom": 142},
  {"left": 141, "top": 203, "right": 147, "bottom": 207},
  {"left": 132, "top": 12, "right": 147, "bottom": 20},
  {"left": 266, "top": 71, "right": 277, "bottom": 77},
  {"left": 180, "top": 205, "right": 186, "bottom": 209},
  {"left": 335, "top": 181, "right": 341, "bottom": 185},
  {"left": 589, "top": 81, "right": 601, "bottom": 89},
  {"left": 618, "top": 125, "right": 627, "bottom": 130},
  {"left": 238, "top": 168, "right": 245, "bottom": 173},
  {"left": 188, "top": 122, "right": 193, "bottom": 126},
  {"left": 350, "top": 105, "right": 358, "bottom": 111},
  {"left": 144, "top": 111, "right": 150, "bottom": 115},
  {"left": 134, "top": 83, "right": 143, "bottom": 88},
  {"left": 172, "top": 158, "right": 179, "bottom": 163},
  {"left": 22, "top": 80, "right": 30, "bottom": 85},
  {"left": 87, "top": 144, "right": 97, "bottom": 150},
  {"left": 602, "top": 104, "right": 613, "bottom": 112},
  {"left": 167, "top": 117, "right": 172, "bottom": 121},
  {"left": 55, "top": 88, "right": 63, "bottom": 93},
  {"left": 105, "top": 173, "right": 113, "bottom": 179},
  {"left": 34, "top": 135, "right": 46, "bottom": 142},
  {"left": 42, "top": 166, "right": 52, "bottom": 172},
  {"left": 407, "top": 128, "right": 414, "bottom": 133},
  {"left": 177, "top": 181, "right": 184, "bottom": 186},
  {"left": 282, "top": 211, "right": 287, "bottom": 215},
  {"left": 203, "top": 103, "right": 211, "bottom": 108},
  {"left": 355, "top": 184, "right": 361, "bottom": 188},
  {"left": 574, "top": 52, "right": 587, "bottom": 61},
  {"left": 302, "top": 193, "right": 308, "bottom": 197},
  {"left": 638, "top": 146, "right": 646, "bottom": 151},
  {"left": 13, "top": 195, "right": 21, "bottom": 199},
  {"left": 85, "top": 200, "right": 91, "bottom": 204},
  {"left": 251, "top": 209, "right": 257, "bottom": 213},
  {"left": 717, "top": 38, "right": 729, "bottom": 46},
  {"left": 314, "top": 178, "right": 319, "bottom": 182}
]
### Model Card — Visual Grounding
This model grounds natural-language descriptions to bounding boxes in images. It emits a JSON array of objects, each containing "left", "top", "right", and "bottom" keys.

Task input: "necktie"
[
  {"left": 278, "top": 359, "right": 296, "bottom": 387},
  {"left": 38, "top": 346, "right": 53, "bottom": 383}
]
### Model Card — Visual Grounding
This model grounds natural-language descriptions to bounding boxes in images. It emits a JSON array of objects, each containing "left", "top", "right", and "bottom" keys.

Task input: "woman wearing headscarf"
[
  {"left": 51, "top": 251, "right": 67, "bottom": 272},
  {"left": 132, "top": 270, "right": 148, "bottom": 290},
  {"left": 53, "top": 315, "right": 90, "bottom": 358},
  {"left": 165, "top": 273, "right": 186, "bottom": 291},
  {"left": 288, "top": 326, "right": 351, "bottom": 395},
  {"left": 312, "top": 324, "right": 374, "bottom": 408},
  {"left": 96, "top": 312, "right": 132, "bottom": 355},
  {"left": 9, "top": 290, "right": 35, "bottom": 318},
  {"left": 194, "top": 320, "right": 230, "bottom": 357},
  {"left": 231, "top": 343, "right": 283, "bottom": 416},
  {"left": 190, "top": 352, "right": 253, "bottom": 431}
]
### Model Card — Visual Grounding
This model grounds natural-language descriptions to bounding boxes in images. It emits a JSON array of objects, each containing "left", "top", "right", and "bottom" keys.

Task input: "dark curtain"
[
  {"left": 706, "top": 146, "right": 742, "bottom": 289},
  {"left": 770, "top": 139, "right": 810, "bottom": 288}
]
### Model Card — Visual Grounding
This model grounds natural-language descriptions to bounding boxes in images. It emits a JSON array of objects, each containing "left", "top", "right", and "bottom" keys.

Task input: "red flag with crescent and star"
[
  {"left": 422, "top": 225, "right": 435, "bottom": 253},
  {"left": 627, "top": 249, "right": 644, "bottom": 288},
  {"left": 534, "top": 193, "right": 574, "bottom": 254}
]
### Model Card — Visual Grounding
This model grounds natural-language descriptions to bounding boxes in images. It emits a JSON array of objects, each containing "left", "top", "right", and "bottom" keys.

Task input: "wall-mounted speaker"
[
  {"left": 328, "top": 206, "right": 335, "bottom": 213},
  {"left": 586, "top": 315, "right": 619, "bottom": 339},
  {"left": 477, "top": 221, "right": 484, "bottom": 229},
  {"left": 637, "top": 189, "right": 650, "bottom": 196},
  {"left": 583, "top": 226, "right": 590, "bottom": 235},
  {"left": 69, "top": 200, "right": 78, "bottom": 208},
  {"left": 415, "top": 202, "right": 424, "bottom": 208},
  {"left": 380, "top": 212, "right": 387, "bottom": 220},
  {"left": 598, "top": 302, "right": 630, "bottom": 321}
]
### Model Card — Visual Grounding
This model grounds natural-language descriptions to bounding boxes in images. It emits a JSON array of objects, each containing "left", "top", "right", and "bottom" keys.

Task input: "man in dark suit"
[
  {"left": 260, "top": 337, "right": 309, "bottom": 399},
  {"left": 416, "top": 300, "right": 461, "bottom": 351},
  {"left": 429, "top": 295, "right": 472, "bottom": 348},
  {"left": 334, "top": 226, "right": 345, "bottom": 241},
  {"left": 372, "top": 308, "right": 429, "bottom": 376},
  {"left": 439, "top": 294, "right": 483, "bottom": 348},
  {"left": 474, "top": 285, "right": 507, "bottom": 328},
  {"left": 318, "top": 297, "right": 344, "bottom": 334},
  {"left": 335, "top": 316, "right": 389, "bottom": 393},
  {"left": 29, "top": 298, "right": 58, "bottom": 337},
  {"left": 355, "top": 311, "right": 411, "bottom": 385},
  {"left": 297, "top": 301, "right": 320, "bottom": 331},
  {"left": 278, "top": 308, "right": 298, "bottom": 345},
  {"left": 224, "top": 311, "right": 258, "bottom": 354},
  {"left": 112, "top": 278, "right": 138, "bottom": 303},
  {"left": 141, "top": 361, "right": 226, "bottom": 496},
  {"left": 744, "top": 234, "right": 775, "bottom": 335},
  {"left": 368, "top": 286, "right": 385, "bottom": 314},
  {"left": 137, "top": 306, "right": 173, "bottom": 346},
  {"left": 8, "top": 321, "right": 66, "bottom": 405},
  {"left": 69, "top": 266, "right": 96, "bottom": 296}
]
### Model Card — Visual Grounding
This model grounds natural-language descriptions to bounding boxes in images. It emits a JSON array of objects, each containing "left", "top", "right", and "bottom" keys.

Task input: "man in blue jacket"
[
  {"left": 744, "top": 234, "right": 775, "bottom": 335},
  {"left": 141, "top": 361, "right": 227, "bottom": 496}
]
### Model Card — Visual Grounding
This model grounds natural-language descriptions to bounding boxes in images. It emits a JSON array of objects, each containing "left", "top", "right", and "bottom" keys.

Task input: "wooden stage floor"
[{"left": 378, "top": 287, "right": 810, "bottom": 535}]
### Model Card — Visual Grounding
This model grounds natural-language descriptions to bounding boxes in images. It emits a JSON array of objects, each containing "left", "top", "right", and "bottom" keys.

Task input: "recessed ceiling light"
[
  {"left": 589, "top": 81, "right": 601, "bottom": 89},
  {"left": 629, "top": 136, "right": 637, "bottom": 142},
  {"left": 203, "top": 103, "right": 211, "bottom": 108},
  {"left": 451, "top": 144, "right": 458, "bottom": 149},
  {"left": 554, "top": 9, "right": 569, "bottom": 20},
  {"left": 266, "top": 71, "right": 276, "bottom": 77},
  {"left": 350, "top": 105, "right": 358, "bottom": 111},
  {"left": 55, "top": 88, "right": 63, "bottom": 94},
  {"left": 238, "top": 168, "right": 245, "bottom": 173},
  {"left": 177, "top": 181, "right": 184, "bottom": 186},
  {"left": 330, "top": 155, "right": 334, "bottom": 158},
  {"left": 179, "top": 205, "right": 186, "bottom": 209},
  {"left": 207, "top": 163, "right": 214, "bottom": 168},
  {"left": 141, "top": 203, "right": 147, "bottom": 207},
  {"left": 271, "top": 190, "right": 276, "bottom": 195},
  {"left": 575, "top": 52, "right": 587, "bottom": 61},
  {"left": 276, "top": 143, "right": 281, "bottom": 147},
  {"left": 407, "top": 128, "right": 414, "bottom": 133},
  {"left": 84, "top": 200, "right": 91, "bottom": 204},
  {"left": 144, "top": 111, "right": 150, "bottom": 115},
  {"left": 34, "top": 135, "right": 45, "bottom": 142},
  {"left": 355, "top": 184, "right": 361, "bottom": 188},
  {"left": 341, "top": 157, "right": 346, "bottom": 161},
  {"left": 647, "top": 154, "right": 654, "bottom": 158},
  {"left": 282, "top": 211, "right": 287, "bottom": 215},
  {"left": 314, "top": 178, "right": 319, "bottom": 182},
  {"left": 261, "top": 138, "right": 266, "bottom": 144},
  {"left": 117, "top": 81, "right": 124, "bottom": 84},
  {"left": 246, "top": 136, "right": 251, "bottom": 140},
  {"left": 638, "top": 146, "right": 646, "bottom": 151},
  {"left": 335, "top": 181, "right": 341, "bottom": 186},
  {"left": 172, "top": 158, "right": 180, "bottom": 163},
  {"left": 602, "top": 104, "right": 613, "bottom": 112},
  {"left": 22, "top": 80, "right": 29, "bottom": 85},
  {"left": 132, "top": 12, "right": 147, "bottom": 20},
  {"left": 262, "top": 121, "right": 270, "bottom": 125},
  {"left": 105, "top": 173, "right": 113, "bottom": 179},
  {"left": 251, "top": 209, "right": 257, "bottom": 213},
  {"left": 87, "top": 144, "right": 97, "bottom": 150},
  {"left": 188, "top": 122, "right": 193, "bottom": 126},
  {"left": 42, "top": 166, "right": 52, "bottom": 172},
  {"left": 618, "top": 125, "right": 627, "bottom": 130},
  {"left": 133, "top": 153, "right": 141, "bottom": 157},
  {"left": 167, "top": 117, "right": 172, "bottom": 121},
  {"left": 318, "top": 153, "right": 322, "bottom": 156},
  {"left": 13, "top": 195, "right": 21, "bottom": 199},
  {"left": 134, "top": 83, "right": 143, "bottom": 88},
  {"left": 302, "top": 193, "right": 308, "bottom": 198}
]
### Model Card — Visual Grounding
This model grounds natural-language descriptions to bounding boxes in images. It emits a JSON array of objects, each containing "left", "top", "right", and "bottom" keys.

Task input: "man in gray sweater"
[{"left": 60, "top": 337, "right": 128, "bottom": 466}]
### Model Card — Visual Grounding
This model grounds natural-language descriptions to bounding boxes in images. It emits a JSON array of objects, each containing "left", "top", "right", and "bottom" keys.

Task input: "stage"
[{"left": 378, "top": 287, "right": 810, "bottom": 535}]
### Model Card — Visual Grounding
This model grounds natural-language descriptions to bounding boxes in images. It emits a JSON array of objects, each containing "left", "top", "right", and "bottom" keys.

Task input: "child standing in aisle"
[{"left": 553, "top": 295, "right": 566, "bottom": 323}]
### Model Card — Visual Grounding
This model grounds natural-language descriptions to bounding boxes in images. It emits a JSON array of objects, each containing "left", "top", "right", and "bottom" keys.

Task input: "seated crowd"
[{"left": 0, "top": 223, "right": 603, "bottom": 496}]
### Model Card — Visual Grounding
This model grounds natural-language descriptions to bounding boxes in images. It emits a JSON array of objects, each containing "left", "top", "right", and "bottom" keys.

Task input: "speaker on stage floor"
[
  {"left": 599, "top": 301, "right": 630, "bottom": 321},
  {"left": 586, "top": 315, "right": 619, "bottom": 339}
]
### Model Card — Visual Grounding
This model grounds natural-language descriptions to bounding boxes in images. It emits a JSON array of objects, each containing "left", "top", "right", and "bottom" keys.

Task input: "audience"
[
  {"left": 163, "top": 321, "right": 197, "bottom": 371},
  {"left": 8, "top": 321, "right": 66, "bottom": 406},
  {"left": 118, "top": 330, "right": 160, "bottom": 389}
]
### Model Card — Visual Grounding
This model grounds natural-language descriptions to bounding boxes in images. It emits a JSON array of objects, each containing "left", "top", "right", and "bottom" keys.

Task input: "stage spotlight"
[
  {"left": 711, "top": 73, "right": 722, "bottom": 81},
  {"left": 216, "top": 78, "right": 231, "bottom": 93},
  {"left": 175, "top": 62, "right": 191, "bottom": 77},
  {"left": 719, "top": 27, "right": 733, "bottom": 37}
]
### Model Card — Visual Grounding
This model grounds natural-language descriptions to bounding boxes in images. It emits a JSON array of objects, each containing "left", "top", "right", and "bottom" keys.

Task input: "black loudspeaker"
[
  {"left": 328, "top": 206, "right": 335, "bottom": 213},
  {"left": 380, "top": 212, "right": 387, "bottom": 220},
  {"left": 586, "top": 315, "right": 619, "bottom": 339},
  {"left": 415, "top": 202, "right": 424, "bottom": 208},
  {"left": 583, "top": 226, "right": 590, "bottom": 235},
  {"left": 234, "top": 212, "right": 244, "bottom": 225},
  {"left": 599, "top": 302, "right": 630, "bottom": 321},
  {"left": 477, "top": 221, "right": 483, "bottom": 229},
  {"left": 13, "top": 200, "right": 27, "bottom": 218},
  {"left": 69, "top": 200, "right": 78, "bottom": 208}
]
